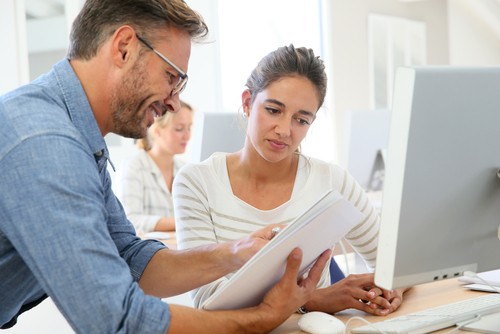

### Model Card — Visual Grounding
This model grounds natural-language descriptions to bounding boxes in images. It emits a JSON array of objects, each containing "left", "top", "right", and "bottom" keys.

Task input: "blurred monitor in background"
[
  {"left": 190, "top": 112, "right": 246, "bottom": 162},
  {"left": 344, "top": 109, "right": 391, "bottom": 192}
]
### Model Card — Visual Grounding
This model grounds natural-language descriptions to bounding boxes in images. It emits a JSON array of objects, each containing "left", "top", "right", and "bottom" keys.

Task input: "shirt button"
[{"left": 95, "top": 150, "right": 104, "bottom": 157}]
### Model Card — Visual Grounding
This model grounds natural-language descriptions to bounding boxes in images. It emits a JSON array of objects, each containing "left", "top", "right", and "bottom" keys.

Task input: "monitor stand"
[{"left": 367, "top": 149, "right": 387, "bottom": 191}]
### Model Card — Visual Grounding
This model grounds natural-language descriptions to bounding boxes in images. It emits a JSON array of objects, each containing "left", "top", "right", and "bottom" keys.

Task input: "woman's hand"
[
  {"left": 304, "top": 273, "right": 408, "bottom": 315},
  {"left": 379, "top": 287, "right": 408, "bottom": 313}
]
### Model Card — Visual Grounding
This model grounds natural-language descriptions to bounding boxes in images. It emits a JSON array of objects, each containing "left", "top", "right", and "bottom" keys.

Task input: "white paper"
[
  {"left": 464, "top": 284, "right": 500, "bottom": 293},
  {"left": 143, "top": 231, "right": 171, "bottom": 240},
  {"left": 202, "top": 190, "right": 362, "bottom": 310},
  {"left": 458, "top": 269, "right": 500, "bottom": 287}
]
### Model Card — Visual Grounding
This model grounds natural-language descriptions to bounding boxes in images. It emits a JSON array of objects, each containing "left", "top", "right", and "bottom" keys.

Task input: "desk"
[
  {"left": 272, "top": 278, "right": 489, "bottom": 334},
  {"left": 156, "top": 234, "right": 489, "bottom": 333},
  {"left": 160, "top": 232, "right": 177, "bottom": 249}
]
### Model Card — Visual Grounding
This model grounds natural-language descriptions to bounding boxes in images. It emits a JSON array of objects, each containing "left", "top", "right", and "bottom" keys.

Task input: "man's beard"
[{"left": 110, "top": 58, "right": 151, "bottom": 139}]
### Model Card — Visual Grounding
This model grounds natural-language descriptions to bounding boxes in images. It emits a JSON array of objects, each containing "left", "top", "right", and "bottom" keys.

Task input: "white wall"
[
  {"left": 0, "top": 0, "right": 29, "bottom": 95},
  {"left": 449, "top": 0, "right": 500, "bottom": 65},
  {"left": 182, "top": 0, "right": 223, "bottom": 113},
  {"left": 27, "top": 15, "right": 69, "bottom": 79},
  {"left": 321, "top": 0, "right": 449, "bottom": 163}
]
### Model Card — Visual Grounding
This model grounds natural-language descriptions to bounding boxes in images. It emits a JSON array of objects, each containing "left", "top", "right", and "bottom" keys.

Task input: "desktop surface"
[
  {"left": 157, "top": 235, "right": 492, "bottom": 333},
  {"left": 272, "top": 278, "right": 492, "bottom": 334}
]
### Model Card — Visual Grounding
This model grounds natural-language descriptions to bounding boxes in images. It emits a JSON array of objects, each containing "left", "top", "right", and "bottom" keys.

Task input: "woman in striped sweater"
[{"left": 173, "top": 44, "right": 407, "bottom": 316}]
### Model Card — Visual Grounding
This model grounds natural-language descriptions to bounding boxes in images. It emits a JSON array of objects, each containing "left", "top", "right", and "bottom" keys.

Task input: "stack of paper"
[
  {"left": 458, "top": 269, "right": 500, "bottom": 293},
  {"left": 202, "top": 190, "right": 362, "bottom": 310}
]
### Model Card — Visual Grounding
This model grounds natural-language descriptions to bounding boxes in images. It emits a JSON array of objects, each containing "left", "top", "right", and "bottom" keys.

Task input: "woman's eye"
[
  {"left": 265, "top": 107, "right": 280, "bottom": 114},
  {"left": 296, "top": 117, "right": 311, "bottom": 126}
]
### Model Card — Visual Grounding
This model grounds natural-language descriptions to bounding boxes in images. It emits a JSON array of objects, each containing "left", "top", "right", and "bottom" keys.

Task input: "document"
[
  {"left": 459, "top": 269, "right": 500, "bottom": 292},
  {"left": 458, "top": 269, "right": 500, "bottom": 286},
  {"left": 143, "top": 231, "right": 171, "bottom": 240},
  {"left": 202, "top": 190, "right": 362, "bottom": 311}
]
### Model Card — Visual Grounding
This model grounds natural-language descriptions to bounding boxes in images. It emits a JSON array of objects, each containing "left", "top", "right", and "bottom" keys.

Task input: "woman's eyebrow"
[
  {"left": 298, "top": 110, "right": 315, "bottom": 118},
  {"left": 264, "top": 98, "right": 285, "bottom": 108},
  {"left": 264, "top": 98, "right": 315, "bottom": 118}
]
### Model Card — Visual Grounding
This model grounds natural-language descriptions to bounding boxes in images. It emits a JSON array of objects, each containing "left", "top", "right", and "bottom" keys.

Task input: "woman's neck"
[
  {"left": 226, "top": 149, "right": 300, "bottom": 210},
  {"left": 233, "top": 148, "right": 299, "bottom": 182}
]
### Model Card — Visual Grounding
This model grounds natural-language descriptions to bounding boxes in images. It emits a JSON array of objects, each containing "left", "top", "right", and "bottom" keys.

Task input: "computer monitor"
[
  {"left": 344, "top": 109, "right": 391, "bottom": 192},
  {"left": 189, "top": 111, "right": 247, "bottom": 162},
  {"left": 374, "top": 66, "right": 500, "bottom": 290}
]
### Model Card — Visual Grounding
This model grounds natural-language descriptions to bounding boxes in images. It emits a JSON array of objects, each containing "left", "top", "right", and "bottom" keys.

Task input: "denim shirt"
[{"left": 0, "top": 59, "right": 170, "bottom": 333}]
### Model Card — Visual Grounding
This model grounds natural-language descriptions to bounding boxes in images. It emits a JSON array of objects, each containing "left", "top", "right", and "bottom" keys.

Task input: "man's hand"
[
  {"left": 229, "top": 224, "right": 286, "bottom": 267},
  {"left": 257, "top": 248, "right": 332, "bottom": 328},
  {"left": 166, "top": 248, "right": 332, "bottom": 334}
]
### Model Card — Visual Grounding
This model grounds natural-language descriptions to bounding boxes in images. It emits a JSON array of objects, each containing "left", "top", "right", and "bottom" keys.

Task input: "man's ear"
[{"left": 111, "top": 25, "right": 137, "bottom": 67}]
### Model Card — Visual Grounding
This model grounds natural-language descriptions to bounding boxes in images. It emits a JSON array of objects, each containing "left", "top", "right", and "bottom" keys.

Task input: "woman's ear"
[{"left": 241, "top": 89, "right": 252, "bottom": 116}]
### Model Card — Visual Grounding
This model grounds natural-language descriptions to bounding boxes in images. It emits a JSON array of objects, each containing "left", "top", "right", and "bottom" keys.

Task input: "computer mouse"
[{"left": 298, "top": 311, "right": 346, "bottom": 334}]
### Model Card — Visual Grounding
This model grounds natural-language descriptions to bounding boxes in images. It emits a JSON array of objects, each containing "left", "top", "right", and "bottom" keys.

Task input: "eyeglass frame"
[{"left": 136, "top": 34, "right": 188, "bottom": 96}]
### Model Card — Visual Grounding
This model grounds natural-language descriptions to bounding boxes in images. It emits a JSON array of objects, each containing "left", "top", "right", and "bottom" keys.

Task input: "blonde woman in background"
[{"left": 118, "top": 100, "right": 193, "bottom": 233}]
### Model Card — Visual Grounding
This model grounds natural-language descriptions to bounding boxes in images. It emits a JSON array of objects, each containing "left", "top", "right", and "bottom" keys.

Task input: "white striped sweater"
[{"left": 173, "top": 152, "right": 380, "bottom": 308}]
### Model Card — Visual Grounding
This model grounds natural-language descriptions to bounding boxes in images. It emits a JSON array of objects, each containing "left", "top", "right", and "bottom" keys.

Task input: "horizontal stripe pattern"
[{"left": 173, "top": 153, "right": 380, "bottom": 308}]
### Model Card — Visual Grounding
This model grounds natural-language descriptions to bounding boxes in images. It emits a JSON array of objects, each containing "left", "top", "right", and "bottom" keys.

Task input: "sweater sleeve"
[
  {"left": 172, "top": 162, "right": 231, "bottom": 307},
  {"left": 332, "top": 164, "right": 380, "bottom": 271}
]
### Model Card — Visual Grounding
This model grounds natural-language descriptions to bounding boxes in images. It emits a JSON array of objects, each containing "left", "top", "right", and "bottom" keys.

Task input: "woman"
[
  {"left": 173, "top": 45, "right": 406, "bottom": 315},
  {"left": 118, "top": 100, "right": 193, "bottom": 233}
]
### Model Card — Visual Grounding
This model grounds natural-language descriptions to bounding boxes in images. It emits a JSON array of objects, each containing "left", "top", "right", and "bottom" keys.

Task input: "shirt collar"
[{"left": 52, "top": 59, "right": 114, "bottom": 169}]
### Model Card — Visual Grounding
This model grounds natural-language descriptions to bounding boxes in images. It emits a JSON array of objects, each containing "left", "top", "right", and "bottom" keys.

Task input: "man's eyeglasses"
[{"left": 136, "top": 35, "right": 188, "bottom": 97}]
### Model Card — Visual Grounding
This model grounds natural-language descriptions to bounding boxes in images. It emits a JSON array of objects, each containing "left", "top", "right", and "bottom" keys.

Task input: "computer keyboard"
[{"left": 351, "top": 293, "right": 500, "bottom": 334}]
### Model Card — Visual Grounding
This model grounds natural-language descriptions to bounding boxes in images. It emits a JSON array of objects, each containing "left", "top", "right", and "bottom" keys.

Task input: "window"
[
  {"left": 368, "top": 14, "right": 426, "bottom": 109},
  {"left": 217, "top": 0, "right": 333, "bottom": 161}
]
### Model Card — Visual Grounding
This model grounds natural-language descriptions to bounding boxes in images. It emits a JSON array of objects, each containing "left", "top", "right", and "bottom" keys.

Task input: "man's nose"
[{"left": 163, "top": 94, "right": 181, "bottom": 113}]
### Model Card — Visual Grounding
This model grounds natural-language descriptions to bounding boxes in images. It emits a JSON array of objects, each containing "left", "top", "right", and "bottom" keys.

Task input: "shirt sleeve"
[{"left": 0, "top": 133, "right": 169, "bottom": 333}]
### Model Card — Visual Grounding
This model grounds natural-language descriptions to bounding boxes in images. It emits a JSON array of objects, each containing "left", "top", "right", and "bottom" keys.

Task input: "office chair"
[{"left": 329, "top": 258, "right": 345, "bottom": 284}]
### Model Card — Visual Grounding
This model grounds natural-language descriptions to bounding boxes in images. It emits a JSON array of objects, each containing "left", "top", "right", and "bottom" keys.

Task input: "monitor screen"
[
  {"left": 189, "top": 111, "right": 246, "bottom": 162},
  {"left": 374, "top": 66, "right": 500, "bottom": 290}
]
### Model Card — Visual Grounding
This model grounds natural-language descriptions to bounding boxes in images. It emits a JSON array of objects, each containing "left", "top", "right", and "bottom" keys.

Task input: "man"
[{"left": 0, "top": 0, "right": 330, "bottom": 333}]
